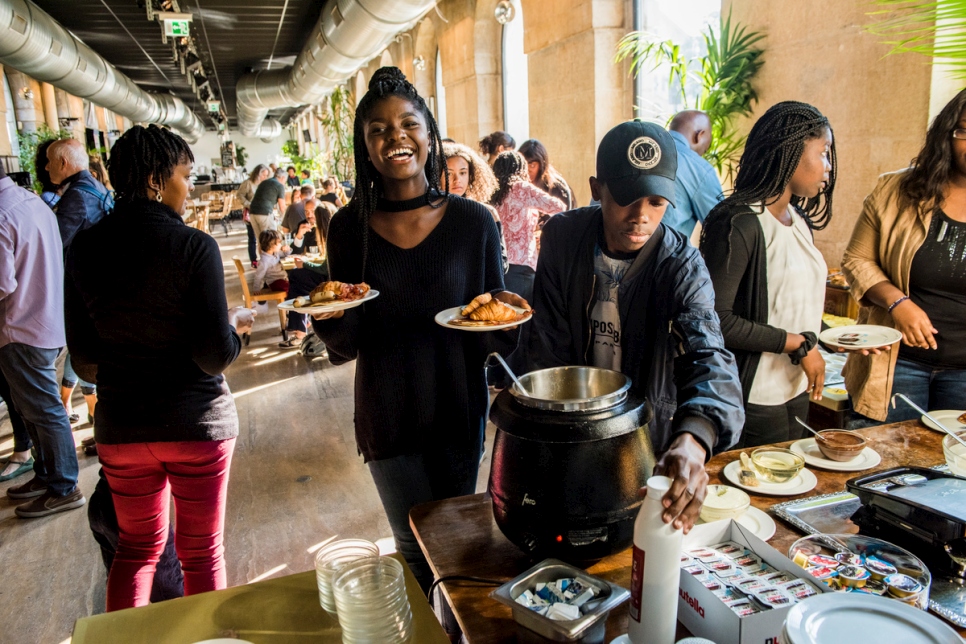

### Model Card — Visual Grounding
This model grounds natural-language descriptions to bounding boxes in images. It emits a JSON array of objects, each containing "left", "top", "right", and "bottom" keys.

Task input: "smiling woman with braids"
[
  {"left": 64, "top": 124, "right": 254, "bottom": 610},
  {"left": 700, "top": 101, "right": 836, "bottom": 448},
  {"left": 311, "top": 67, "right": 527, "bottom": 593}
]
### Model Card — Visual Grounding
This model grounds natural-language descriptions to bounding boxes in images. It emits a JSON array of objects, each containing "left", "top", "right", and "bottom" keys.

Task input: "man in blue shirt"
[{"left": 663, "top": 110, "right": 723, "bottom": 239}]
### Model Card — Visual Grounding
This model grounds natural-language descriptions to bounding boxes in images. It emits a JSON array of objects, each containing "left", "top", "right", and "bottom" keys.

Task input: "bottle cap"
[{"left": 646, "top": 475, "right": 672, "bottom": 500}]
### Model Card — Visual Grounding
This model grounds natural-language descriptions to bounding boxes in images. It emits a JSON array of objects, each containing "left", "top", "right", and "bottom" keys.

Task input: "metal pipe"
[
  {"left": 0, "top": 0, "right": 206, "bottom": 143},
  {"left": 234, "top": 0, "right": 437, "bottom": 138}
]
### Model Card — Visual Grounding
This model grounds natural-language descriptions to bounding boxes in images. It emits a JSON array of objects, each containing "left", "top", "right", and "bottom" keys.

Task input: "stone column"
[
  {"left": 520, "top": 0, "right": 631, "bottom": 206},
  {"left": 40, "top": 82, "right": 59, "bottom": 131},
  {"left": 0, "top": 65, "right": 13, "bottom": 157},
  {"left": 5, "top": 69, "right": 44, "bottom": 133}
]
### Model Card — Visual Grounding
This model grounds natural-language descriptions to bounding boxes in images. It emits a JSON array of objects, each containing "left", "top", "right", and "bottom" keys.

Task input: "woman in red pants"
[{"left": 64, "top": 125, "right": 254, "bottom": 610}]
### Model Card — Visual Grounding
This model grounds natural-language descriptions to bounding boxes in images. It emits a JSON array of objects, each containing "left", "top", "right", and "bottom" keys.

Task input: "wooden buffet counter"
[{"left": 410, "top": 420, "right": 964, "bottom": 642}]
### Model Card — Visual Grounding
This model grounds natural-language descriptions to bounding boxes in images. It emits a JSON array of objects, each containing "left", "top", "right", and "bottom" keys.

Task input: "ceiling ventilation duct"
[
  {"left": 236, "top": 0, "right": 437, "bottom": 140},
  {"left": 0, "top": 0, "right": 206, "bottom": 143}
]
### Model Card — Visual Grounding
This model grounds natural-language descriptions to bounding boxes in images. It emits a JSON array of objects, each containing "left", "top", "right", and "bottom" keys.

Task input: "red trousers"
[{"left": 97, "top": 438, "right": 236, "bottom": 611}]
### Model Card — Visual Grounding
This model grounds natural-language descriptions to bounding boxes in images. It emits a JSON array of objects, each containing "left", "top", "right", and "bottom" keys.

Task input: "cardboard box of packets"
[{"left": 677, "top": 519, "right": 829, "bottom": 644}]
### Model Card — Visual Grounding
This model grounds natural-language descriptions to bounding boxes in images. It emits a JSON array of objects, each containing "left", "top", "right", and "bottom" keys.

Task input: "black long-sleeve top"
[
  {"left": 65, "top": 198, "right": 241, "bottom": 444},
  {"left": 312, "top": 197, "right": 506, "bottom": 462}
]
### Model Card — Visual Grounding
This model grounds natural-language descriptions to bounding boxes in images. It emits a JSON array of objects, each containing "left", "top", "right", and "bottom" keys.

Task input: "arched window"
[
  {"left": 434, "top": 48, "right": 447, "bottom": 137},
  {"left": 501, "top": 0, "right": 528, "bottom": 141},
  {"left": 633, "top": 0, "right": 720, "bottom": 119},
  {"left": 2, "top": 72, "right": 20, "bottom": 159}
]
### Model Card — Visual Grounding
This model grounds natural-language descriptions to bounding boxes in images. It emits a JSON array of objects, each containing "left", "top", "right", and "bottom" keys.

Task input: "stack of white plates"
[{"left": 782, "top": 594, "right": 961, "bottom": 644}]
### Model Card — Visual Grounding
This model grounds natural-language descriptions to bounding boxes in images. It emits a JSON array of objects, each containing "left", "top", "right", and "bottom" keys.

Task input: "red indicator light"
[{"left": 556, "top": 535, "right": 563, "bottom": 542}]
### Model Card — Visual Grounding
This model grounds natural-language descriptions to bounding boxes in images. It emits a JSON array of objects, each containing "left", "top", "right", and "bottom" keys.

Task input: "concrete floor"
[{"left": 0, "top": 226, "right": 494, "bottom": 643}]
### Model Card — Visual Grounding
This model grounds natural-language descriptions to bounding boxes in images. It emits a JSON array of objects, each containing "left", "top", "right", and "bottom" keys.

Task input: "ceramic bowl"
[{"left": 815, "top": 429, "right": 868, "bottom": 462}]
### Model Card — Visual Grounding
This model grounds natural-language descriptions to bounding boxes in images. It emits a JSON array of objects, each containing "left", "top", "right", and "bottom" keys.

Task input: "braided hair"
[
  {"left": 703, "top": 101, "right": 836, "bottom": 249},
  {"left": 107, "top": 124, "right": 194, "bottom": 203},
  {"left": 350, "top": 66, "right": 447, "bottom": 278},
  {"left": 490, "top": 150, "right": 530, "bottom": 208}
]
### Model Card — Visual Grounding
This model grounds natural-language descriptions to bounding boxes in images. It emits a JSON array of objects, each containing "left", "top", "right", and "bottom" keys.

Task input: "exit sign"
[{"left": 164, "top": 19, "right": 190, "bottom": 36}]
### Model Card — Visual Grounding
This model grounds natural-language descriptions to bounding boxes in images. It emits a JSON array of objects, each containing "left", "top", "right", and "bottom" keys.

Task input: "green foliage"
[
  {"left": 235, "top": 144, "right": 248, "bottom": 168},
  {"left": 318, "top": 85, "right": 355, "bottom": 183},
  {"left": 616, "top": 11, "right": 766, "bottom": 180},
  {"left": 866, "top": 0, "right": 966, "bottom": 81},
  {"left": 17, "top": 124, "right": 72, "bottom": 193}
]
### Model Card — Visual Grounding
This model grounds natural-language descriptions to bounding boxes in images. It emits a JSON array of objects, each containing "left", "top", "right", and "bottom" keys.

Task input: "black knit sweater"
[
  {"left": 65, "top": 199, "right": 241, "bottom": 444},
  {"left": 312, "top": 197, "right": 506, "bottom": 462}
]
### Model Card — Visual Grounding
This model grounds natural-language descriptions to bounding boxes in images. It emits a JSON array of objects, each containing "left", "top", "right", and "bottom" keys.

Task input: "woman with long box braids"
[
  {"left": 700, "top": 101, "right": 838, "bottom": 448},
  {"left": 311, "top": 67, "right": 528, "bottom": 592},
  {"left": 64, "top": 125, "right": 254, "bottom": 610}
]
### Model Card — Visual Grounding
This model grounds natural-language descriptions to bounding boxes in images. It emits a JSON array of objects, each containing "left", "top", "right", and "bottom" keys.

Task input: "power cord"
[{"left": 427, "top": 575, "right": 506, "bottom": 601}]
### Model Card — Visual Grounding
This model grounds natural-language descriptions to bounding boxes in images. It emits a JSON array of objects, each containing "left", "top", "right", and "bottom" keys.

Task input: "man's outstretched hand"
[{"left": 647, "top": 433, "right": 709, "bottom": 534}]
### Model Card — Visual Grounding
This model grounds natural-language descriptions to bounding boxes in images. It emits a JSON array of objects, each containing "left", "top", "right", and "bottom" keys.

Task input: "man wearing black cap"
[{"left": 526, "top": 120, "right": 744, "bottom": 532}]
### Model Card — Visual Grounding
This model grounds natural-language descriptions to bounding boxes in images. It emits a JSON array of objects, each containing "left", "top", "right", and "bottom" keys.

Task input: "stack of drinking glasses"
[
  {"left": 314, "top": 539, "right": 380, "bottom": 614},
  {"left": 332, "top": 555, "right": 413, "bottom": 643}
]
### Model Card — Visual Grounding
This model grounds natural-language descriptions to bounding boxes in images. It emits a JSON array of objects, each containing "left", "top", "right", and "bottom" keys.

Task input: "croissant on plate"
[
  {"left": 310, "top": 281, "right": 370, "bottom": 303},
  {"left": 461, "top": 293, "right": 492, "bottom": 317},
  {"left": 468, "top": 299, "right": 518, "bottom": 322}
]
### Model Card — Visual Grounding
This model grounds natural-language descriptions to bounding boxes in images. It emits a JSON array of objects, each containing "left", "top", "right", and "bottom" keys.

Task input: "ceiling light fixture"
[
  {"left": 413, "top": 55, "right": 426, "bottom": 71},
  {"left": 19, "top": 87, "right": 33, "bottom": 100}
]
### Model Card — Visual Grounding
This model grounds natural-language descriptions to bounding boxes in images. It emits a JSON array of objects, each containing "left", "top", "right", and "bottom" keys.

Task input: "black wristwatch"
[{"left": 789, "top": 331, "right": 818, "bottom": 365}]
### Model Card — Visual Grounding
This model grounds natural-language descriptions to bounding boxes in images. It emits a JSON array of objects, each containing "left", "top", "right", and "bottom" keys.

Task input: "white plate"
[
  {"left": 697, "top": 506, "right": 776, "bottom": 542},
  {"left": 722, "top": 460, "right": 818, "bottom": 496},
  {"left": 278, "top": 289, "right": 379, "bottom": 313},
  {"left": 434, "top": 305, "right": 532, "bottom": 332},
  {"left": 920, "top": 410, "right": 966, "bottom": 433},
  {"left": 819, "top": 324, "right": 902, "bottom": 350},
  {"left": 784, "top": 593, "right": 962, "bottom": 644},
  {"left": 790, "top": 438, "right": 882, "bottom": 472}
]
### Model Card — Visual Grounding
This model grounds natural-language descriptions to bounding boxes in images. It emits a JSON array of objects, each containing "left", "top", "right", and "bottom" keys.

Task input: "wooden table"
[
  {"left": 410, "top": 420, "right": 965, "bottom": 642},
  {"left": 71, "top": 553, "right": 448, "bottom": 644}
]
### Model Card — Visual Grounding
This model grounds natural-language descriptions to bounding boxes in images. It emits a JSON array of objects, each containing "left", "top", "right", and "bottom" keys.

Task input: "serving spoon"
[
  {"left": 794, "top": 416, "right": 830, "bottom": 443},
  {"left": 892, "top": 393, "right": 966, "bottom": 450},
  {"left": 486, "top": 352, "right": 532, "bottom": 398}
]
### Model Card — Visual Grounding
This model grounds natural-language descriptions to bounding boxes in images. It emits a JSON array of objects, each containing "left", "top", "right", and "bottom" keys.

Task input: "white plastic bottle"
[{"left": 627, "top": 475, "right": 684, "bottom": 644}]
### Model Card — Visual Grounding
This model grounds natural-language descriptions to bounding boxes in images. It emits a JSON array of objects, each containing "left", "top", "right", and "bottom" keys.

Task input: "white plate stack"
[{"left": 781, "top": 594, "right": 961, "bottom": 644}]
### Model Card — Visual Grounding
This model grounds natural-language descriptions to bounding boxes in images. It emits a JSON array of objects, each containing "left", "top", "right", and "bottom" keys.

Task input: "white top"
[{"left": 748, "top": 205, "right": 827, "bottom": 406}]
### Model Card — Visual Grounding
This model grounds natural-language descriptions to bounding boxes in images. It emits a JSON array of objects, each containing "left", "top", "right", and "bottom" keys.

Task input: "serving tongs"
[
  {"left": 486, "top": 352, "right": 532, "bottom": 398},
  {"left": 892, "top": 393, "right": 966, "bottom": 450}
]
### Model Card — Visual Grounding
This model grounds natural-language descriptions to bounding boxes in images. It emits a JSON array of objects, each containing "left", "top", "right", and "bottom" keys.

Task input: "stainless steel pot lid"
[{"left": 510, "top": 366, "right": 631, "bottom": 412}]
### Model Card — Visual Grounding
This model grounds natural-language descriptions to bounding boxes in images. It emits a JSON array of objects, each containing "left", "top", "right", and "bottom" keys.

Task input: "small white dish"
[
  {"left": 920, "top": 410, "right": 966, "bottom": 433},
  {"left": 697, "top": 506, "right": 776, "bottom": 542},
  {"left": 278, "top": 288, "right": 379, "bottom": 313},
  {"left": 783, "top": 593, "right": 961, "bottom": 644},
  {"left": 434, "top": 304, "right": 532, "bottom": 332},
  {"left": 790, "top": 438, "right": 882, "bottom": 472},
  {"left": 819, "top": 324, "right": 901, "bottom": 350},
  {"left": 722, "top": 460, "right": 817, "bottom": 496}
]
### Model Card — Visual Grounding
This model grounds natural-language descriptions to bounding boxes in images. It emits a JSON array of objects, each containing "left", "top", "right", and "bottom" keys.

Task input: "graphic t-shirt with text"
[{"left": 590, "top": 244, "right": 636, "bottom": 370}]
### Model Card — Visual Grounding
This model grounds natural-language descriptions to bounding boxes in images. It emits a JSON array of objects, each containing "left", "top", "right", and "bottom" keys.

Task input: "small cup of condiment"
[
  {"left": 884, "top": 573, "right": 923, "bottom": 598},
  {"left": 834, "top": 552, "right": 863, "bottom": 567},
  {"left": 863, "top": 556, "right": 897, "bottom": 581},
  {"left": 838, "top": 565, "right": 871, "bottom": 588}
]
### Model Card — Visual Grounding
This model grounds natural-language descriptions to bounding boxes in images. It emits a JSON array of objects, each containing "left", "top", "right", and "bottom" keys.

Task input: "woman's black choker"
[
  {"left": 377, "top": 190, "right": 445, "bottom": 212},
  {"left": 377, "top": 193, "right": 430, "bottom": 212}
]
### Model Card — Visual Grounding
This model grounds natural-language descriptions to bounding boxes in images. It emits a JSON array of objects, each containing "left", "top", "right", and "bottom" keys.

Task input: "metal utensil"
[
  {"left": 795, "top": 416, "right": 830, "bottom": 443},
  {"left": 486, "top": 352, "right": 531, "bottom": 397},
  {"left": 893, "top": 393, "right": 966, "bottom": 450}
]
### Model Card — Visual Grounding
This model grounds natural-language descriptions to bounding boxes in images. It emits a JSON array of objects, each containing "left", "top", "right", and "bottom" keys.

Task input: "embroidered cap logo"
[{"left": 627, "top": 136, "right": 661, "bottom": 170}]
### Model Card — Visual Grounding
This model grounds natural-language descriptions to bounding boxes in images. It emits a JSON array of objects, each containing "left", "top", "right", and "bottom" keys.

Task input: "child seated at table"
[{"left": 253, "top": 229, "right": 291, "bottom": 293}]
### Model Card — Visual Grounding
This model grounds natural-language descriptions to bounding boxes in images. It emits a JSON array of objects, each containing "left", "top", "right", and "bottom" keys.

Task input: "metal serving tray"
[
  {"left": 490, "top": 558, "right": 629, "bottom": 642},
  {"left": 770, "top": 474, "right": 966, "bottom": 628}
]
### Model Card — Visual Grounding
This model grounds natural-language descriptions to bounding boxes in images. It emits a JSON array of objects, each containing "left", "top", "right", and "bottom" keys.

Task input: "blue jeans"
[
  {"left": 0, "top": 343, "right": 79, "bottom": 495},
  {"left": 885, "top": 357, "right": 966, "bottom": 423},
  {"left": 367, "top": 441, "right": 483, "bottom": 592},
  {"left": 0, "top": 367, "right": 32, "bottom": 453},
  {"left": 62, "top": 353, "right": 96, "bottom": 395}
]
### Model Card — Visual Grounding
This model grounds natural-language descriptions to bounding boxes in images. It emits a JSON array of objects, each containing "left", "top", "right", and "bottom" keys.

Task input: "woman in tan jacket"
[{"left": 842, "top": 90, "right": 966, "bottom": 423}]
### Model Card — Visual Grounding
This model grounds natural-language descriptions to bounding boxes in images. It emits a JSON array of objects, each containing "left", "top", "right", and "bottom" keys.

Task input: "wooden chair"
[
  {"left": 231, "top": 256, "right": 288, "bottom": 344},
  {"left": 208, "top": 193, "right": 234, "bottom": 236}
]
